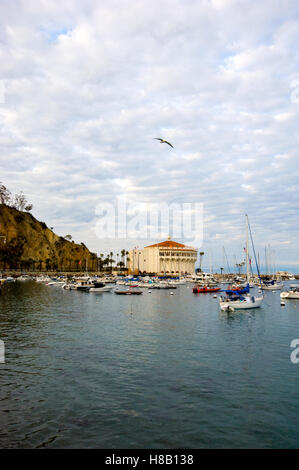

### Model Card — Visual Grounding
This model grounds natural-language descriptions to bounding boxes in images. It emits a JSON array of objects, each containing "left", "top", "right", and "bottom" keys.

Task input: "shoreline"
[{"left": 1, "top": 271, "right": 298, "bottom": 279}]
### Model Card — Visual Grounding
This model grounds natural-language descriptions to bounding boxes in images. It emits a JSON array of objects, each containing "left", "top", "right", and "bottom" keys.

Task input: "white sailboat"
[
  {"left": 219, "top": 215, "right": 263, "bottom": 311},
  {"left": 262, "top": 280, "right": 284, "bottom": 290}
]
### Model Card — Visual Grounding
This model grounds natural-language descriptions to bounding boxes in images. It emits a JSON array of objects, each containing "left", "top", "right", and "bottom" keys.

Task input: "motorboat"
[
  {"left": 46, "top": 280, "right": 65, "bottom": 286},
  {"left": 114, "top": 289, "right": 143, "bottom": 295},
  {"left": 16, "top": 274, "right": 32, "bottom": 281},
  {"left": 35, "top": 276, "right": 52, "bottom": 282},
  {"left": 191, "top": 273, "right": 218, "bottom": 286},
  {"left": 74, "top": 279, "right": 93, "bottom": 291},
  {"left": 280, "top": 288, "right": 299, "bottom": 299},
  {"left": 193, "top": 285, "right": 221, "bottom": 293},
  {"left": 89, "top": 282, "right": 112, "bottom": 292}
]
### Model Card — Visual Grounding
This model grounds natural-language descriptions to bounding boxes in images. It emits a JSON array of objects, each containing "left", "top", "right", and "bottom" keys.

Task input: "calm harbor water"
[{"left": 0, "top": 280, "right": 298, "bottom": 449}]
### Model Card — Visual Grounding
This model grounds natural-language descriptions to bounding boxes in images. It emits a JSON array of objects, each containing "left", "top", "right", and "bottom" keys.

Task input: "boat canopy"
[{"left": 225, "top": 283, "right": 250, "bottom": 295}]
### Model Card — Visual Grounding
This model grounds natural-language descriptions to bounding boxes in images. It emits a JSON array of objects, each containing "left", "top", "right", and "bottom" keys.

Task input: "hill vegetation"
[{"left": 0, "top": 183, "right": 98, "bottom": 271}]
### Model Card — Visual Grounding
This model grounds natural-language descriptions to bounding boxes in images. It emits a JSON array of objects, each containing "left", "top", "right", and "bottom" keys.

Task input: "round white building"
[{"left": 128, "top": 237, "right": 198, "bottom": 275}]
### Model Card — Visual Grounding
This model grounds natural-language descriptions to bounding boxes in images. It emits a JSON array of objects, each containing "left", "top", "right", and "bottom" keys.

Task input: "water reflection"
[{"left": 0, "top": 281, "right": 298, "bottom": 448}]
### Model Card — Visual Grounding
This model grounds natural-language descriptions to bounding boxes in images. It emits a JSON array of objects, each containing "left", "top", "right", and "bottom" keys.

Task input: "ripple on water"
[{"left": 0, "top": 281, "right": 299, "bottom": 448}]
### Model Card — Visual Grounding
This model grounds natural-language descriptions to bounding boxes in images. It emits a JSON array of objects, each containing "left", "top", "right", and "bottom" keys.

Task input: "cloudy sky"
[{"left": 1, "top": 0, "right": 299, "bottom": 272}]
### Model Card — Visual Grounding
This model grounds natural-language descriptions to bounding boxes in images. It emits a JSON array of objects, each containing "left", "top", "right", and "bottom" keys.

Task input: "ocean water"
[{"left": 0, "top": 281, "right": 298, "bottom": 449}]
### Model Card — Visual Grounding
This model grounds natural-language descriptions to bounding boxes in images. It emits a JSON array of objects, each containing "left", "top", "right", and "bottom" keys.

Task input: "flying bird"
[{"left": 154, "top": 138, "right": 174, "bottom": 148}]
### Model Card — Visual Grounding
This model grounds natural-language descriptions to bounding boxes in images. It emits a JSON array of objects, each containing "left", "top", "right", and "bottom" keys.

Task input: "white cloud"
[{"left": 0, "top": 0, "right": 298, "bottom": 269}]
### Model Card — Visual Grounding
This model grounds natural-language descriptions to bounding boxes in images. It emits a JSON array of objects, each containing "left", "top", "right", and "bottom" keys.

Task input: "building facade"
[{"left": 128, "top": 237, "right": 198, "bottom": 275}]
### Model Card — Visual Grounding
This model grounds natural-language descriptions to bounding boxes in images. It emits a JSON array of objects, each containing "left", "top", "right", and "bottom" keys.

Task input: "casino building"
[{"left": 128, "top": 237, "right": 198, "bottom": 276}]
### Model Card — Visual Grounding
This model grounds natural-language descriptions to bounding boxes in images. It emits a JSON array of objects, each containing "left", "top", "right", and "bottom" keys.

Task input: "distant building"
[{"left": 128, "top": 237, "right": 198, "bottom": 275}]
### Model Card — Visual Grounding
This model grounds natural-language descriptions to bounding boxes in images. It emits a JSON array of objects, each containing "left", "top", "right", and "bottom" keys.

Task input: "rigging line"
[{"left": 246, "top": 214, "right": 264, "bottom": 295}]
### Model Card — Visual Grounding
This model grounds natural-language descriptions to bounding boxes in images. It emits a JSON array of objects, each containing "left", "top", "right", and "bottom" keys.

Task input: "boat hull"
[
  {"left": 280, "top": 291, "right": 299, "bottom": 299},
  {"left": 219, "top": 296, "right": 263, "bottom": 310},
  {"left": 262, "top": 283, "right": 283, "bottom": 290},
  {"left": 193, "top": 286, "right": 221, "bottom": 293},
  {"left": 115, "top": 290, "right": 143, "bottom": 295},
  {"left": 89, "top": 287, "right": 112, "bottom": 292}
]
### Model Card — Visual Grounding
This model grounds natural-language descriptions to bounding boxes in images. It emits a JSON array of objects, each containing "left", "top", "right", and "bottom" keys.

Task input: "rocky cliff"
[{"left": 0, "top": 204, "right": 98, "bottom": 271}]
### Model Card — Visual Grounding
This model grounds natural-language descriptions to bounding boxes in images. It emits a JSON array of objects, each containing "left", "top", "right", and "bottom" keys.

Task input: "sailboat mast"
[{"left": 245, "top": 214, "right": 250, "bottom": 283}]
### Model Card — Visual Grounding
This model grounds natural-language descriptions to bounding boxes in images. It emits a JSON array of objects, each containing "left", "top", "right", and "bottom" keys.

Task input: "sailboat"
[
  {"left": 261, "top": 279, "right": 284, "bottom": 290},
  {"left": 261, "top": 246, "right": 283, "bottom": 290},
  {"left": 219, "top": 215, "right": 263, "bottom": 311}
]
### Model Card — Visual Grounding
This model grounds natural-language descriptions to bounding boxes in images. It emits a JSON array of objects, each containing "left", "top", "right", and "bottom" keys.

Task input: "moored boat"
[
  {"left": 219, "top": 215, "right": 263, "bottom": 311},
  {"left": 262, "top": 279, "right": 283, "bottom": 290},
  {"left": 114, "top": 289, "right": 143, "bottom": 295},
  {"left": 89, "top": 282, "right": 112, "bottom": 292},
  {"left": 280, "top": 288, "right": 299, "bottom": 299},
  {"left": 193, "top": 285, "right": 221, "bottom": 293}
]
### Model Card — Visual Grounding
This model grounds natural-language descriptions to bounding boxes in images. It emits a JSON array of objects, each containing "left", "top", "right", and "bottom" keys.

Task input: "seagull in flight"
[{"left": 154, "top": 138, "right": 174, "bottom": 148}]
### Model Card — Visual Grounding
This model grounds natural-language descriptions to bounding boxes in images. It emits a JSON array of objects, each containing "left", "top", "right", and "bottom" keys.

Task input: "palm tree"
[
  {"left": 103, "top": 257, "right": 110, "bottom": 272},
  {"left": 121, "top": 249, "right": 126, "bottom": 267},
  {"left": 109, "top": 252, "right": 114, "bottom": 272},
  {"left": 236, "top": 263, "right": 243, "bottom": 275},
  {"left": 98, "top": 253, "right": 104, "bottom": 272},
  {"left": 199, "top": 252, "right": 204, "bottom": 272}
]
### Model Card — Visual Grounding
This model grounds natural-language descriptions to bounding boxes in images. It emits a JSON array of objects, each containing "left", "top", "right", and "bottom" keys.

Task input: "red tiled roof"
[{"left": 145, "top": 240, "right": 187, "bottom": 249}]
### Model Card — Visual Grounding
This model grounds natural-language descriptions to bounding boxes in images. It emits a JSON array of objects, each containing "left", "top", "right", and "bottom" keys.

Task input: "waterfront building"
[{"left": 128, "top": 237, "right": 198, "bottom": 276}]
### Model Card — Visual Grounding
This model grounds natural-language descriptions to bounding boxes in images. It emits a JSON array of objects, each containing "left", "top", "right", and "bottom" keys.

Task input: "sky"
[{"left": 0, "top": 0, "right": 299, "bottom": 273}]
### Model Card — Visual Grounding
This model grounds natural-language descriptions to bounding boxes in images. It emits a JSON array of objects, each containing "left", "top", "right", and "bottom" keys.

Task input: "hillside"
[{"left": 0, "top": 204, "right": 98, "bottom": 271}]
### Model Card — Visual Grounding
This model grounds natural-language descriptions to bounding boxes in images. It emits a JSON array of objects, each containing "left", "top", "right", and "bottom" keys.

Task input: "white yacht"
[
  {"left": 192, "top": 272, "right": 218, "bottom": 286},
  {"left": 89, "top": 282, "right": 112, "bottom": 292},
  {"left": 280, "top": 288, "right": 299, "bottom": 299},
  {"left": 35, "top": 276, "right": 52, "bottom": 282},
  {"left": 16, "top": 274, "right": 32, "bottom": 281}
]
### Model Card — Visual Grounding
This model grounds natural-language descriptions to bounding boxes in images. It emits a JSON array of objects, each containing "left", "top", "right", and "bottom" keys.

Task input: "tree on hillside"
[
  {"left": 0, "top": 183, "right": 33, "bottom": 212},
  {"left": 64, "top": 235, "right": 72, "bottom": 241},
  {"left": 0, "top": 183, "right": 12, "bottom": 205},
  {"left": 13, "top": 192, "right": 27, "bottom": 211}
]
